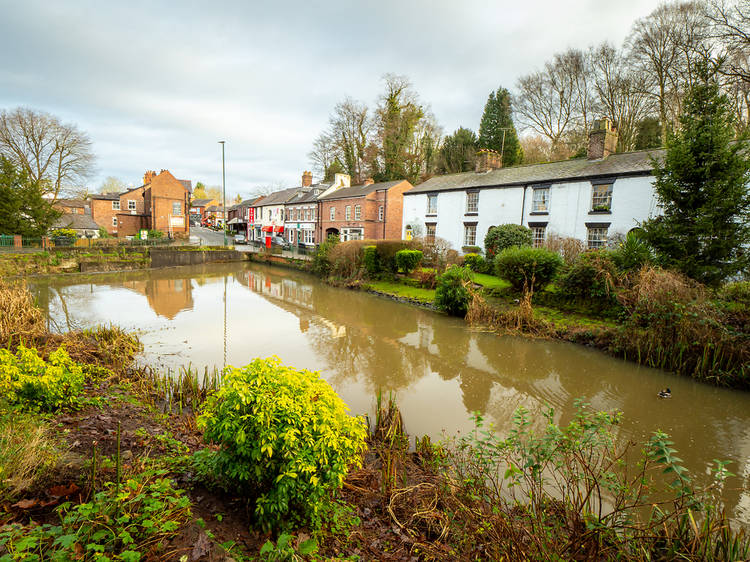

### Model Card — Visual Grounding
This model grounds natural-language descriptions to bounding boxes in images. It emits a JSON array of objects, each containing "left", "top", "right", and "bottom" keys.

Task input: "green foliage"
[
  {"left": 362, "top": 245, "right": 380, "bottom": 277},
  {"left": 462, "top": 253, "right": 490, "bottom": 274},
  {"left": 0, "top": 157, "right": 60, "bottom": 237},
  {"left": 640, "top": 62, "right": 750, "bottom": 286},
  {"left": 484, "top": 224, "right": 532, "bottom": 259},
  {"left": 610, "top": 230, "right": 654, "bottom": 272},
  {"left": 719, "top": 281, "right": 750, "bottom": 307},
  {"left": 97, "top": 226, "right": 111, "bottom": 239},
  {"left": 494, "top": 246, "right": 563, "bottom": 291},
  {"left": 395, "top": 249, "right": 423, "bottom": 274},
  {"left": 435, "top": 265, "right": 472, "bottom": 317},
  {"left": 197, "top": 357, "right": 367, "bottom": 530},
  {"left": 634, "top": 116, "right": 663, "bottom": 150},
  {"left": 259, "top": 532, "right": 318, "bottom": 561},
  {"left": 50, "top": 228, "right": 77, "bottom": 241},
  {"left": 312, "top": 235, "right": 340, "bottom": 276},
  {"left": 558, "top": 251, "right": 621, "bottom": 302},
  {"left": 0, "top": 468, "right": 191, "bottom": 560},
  {"left": 478, "top": 87, "right": 523, "bottom": 166},
  {"left": 0, "top": 346, "right": 90, "bottom": 412},
  {"left": 146, "top": 229, "right": 164, "bottom": 239},
  {"left": 437, "top": 127, "right": 478, "bottom": 174}
]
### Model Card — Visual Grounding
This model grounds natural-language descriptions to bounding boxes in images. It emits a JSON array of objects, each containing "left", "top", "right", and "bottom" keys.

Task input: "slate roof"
[
  {"left": 90, "top": 193, "right": 120, "bottom": 201},
  {"left": 254, "top": 187, "right": 301, "bottom": 207},
  {"left": 55, "top": 198, "right": 88, "bottom": 208},
  {"left": 190, "top": 198, "right": 214, "bottom": 207},
  {"left": 52, "top": 213, "right": 100, "bottom": 231},
  {"left": 406, "top": 149, "right": 665, "bottom": 194},
  {"left": 318, "top": 180, "right": 404, "bottom": 201},
  {"left": 178, "top": 179, "right": 192, "bottom": 193}
]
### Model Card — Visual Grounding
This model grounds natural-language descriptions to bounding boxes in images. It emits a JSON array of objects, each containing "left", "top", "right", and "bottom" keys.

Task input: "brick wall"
[
  {"left": 90, "top": 199, "right": 120, "bottom": 235},
  {"left": 381, "top": 180, "right": 410, "bottom": 239},
  {"left": 116, "top": 213, "right": 148, "bottom": 237}
]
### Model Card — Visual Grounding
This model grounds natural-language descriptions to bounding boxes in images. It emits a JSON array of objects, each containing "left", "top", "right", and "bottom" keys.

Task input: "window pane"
[
  {"left": 172, "top": 202, "right": 181, "bottom": 215},
  {"left": 426, "top": 224, "right": 436, "bottom": 240},
  {"left": 587, "top": 227, "right": 608, "bottom": 249},
  {"left": 466, "top": 192, "right": 478, "bottom": 213},
  {"left": 532, "top": 226, "right": 546, "bottom": 247},
  {"left": 591, "top": 184, "right": 612, "bottom": 211},
  {"left": 427, "top": 195, "right": 437, "bottom": 214},
  {"left": 532, "top": 188, "right": 549, "bottom": 212},
  {"left": 354, "top": 205, "right": 361, "bottom": 220},
  {"left": 463, "top": 225, "right": 476, "bottom": 246}
]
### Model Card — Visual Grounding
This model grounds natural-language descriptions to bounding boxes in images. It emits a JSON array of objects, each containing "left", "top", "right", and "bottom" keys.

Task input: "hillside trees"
[{"left": 438, "top": 128, "right": 478, "bottom": 174}]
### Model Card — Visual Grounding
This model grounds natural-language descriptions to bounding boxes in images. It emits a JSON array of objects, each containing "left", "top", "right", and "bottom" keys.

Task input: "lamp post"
[{"left": 219, "top": 141, "right": 226, "bottom": 246}]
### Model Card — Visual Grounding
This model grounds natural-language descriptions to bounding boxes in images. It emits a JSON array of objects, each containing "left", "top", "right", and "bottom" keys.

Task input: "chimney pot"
[
  {"left": 587, "top": 118, "right": 618, "bottom": 160},
  {"left": 302, "top": 170, "right": 313, "bottom": 187},
  {"left": 475, "top": 149, "right": 502, "bottom": 173}
]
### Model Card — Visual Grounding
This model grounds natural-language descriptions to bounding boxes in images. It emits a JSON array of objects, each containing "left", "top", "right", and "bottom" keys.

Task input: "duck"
[{"left": 658, "top": 388, "right": 672, "bottom": 399}]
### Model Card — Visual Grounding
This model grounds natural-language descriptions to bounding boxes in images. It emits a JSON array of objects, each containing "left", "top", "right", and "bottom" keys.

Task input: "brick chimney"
[
  {"left": 143, "top": 170, "right": 157, "bottom": 185},
  {"left": 475, "top": 149, "right": 502, "bottom": 173},
  {"left": 363, "top": 178, "right": 374, "bottom": 186},
  {"left": 302, "top": 170, "right": 313, "bottom": 187},
  {"left": 588, "top": 118, "right": 618, "bottom": 160}
]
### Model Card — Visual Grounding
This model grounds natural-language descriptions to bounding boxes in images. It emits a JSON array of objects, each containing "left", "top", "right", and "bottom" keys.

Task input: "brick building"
[
  {"left": 90, "top": 193, "right": 121, "bottom": 235},
  {"left": 116, "top": 170, "right": 191, "bottom": 238},
  {"left": 317, "top": 179, "right": 412, "bottom": 241}
]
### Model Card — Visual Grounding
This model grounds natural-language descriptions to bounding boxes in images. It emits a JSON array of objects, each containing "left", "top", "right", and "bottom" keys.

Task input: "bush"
[
  {"left": 327, "top": 240, "right": 369, "bottom": 278},
  {"left": 541, "top": 234, "right": 585, "bottom": 266},
  {"left": 97, "top": 227, "right": 111, "bottom": 239},
  {"left": 718, "top": 280, "right": 750, "bottom": 307},
  {"left": 0, "top": 346, "right": 88, "bottom": 412},
  {"left": 197, "top": 358, "right": 367, "bottom": 530},
  {"left": 50, "top": 228, "right": 77, "bottom": 243},
  {"left": 312, "top": 236, "right": 340, "bottom": 276},
  {"left": 362, "top": 245, "right": 380, "bottom": 277},
  {"left": 494, "top": 247, "right": 563, "bottom": 292},
  {"left": 484, "top": 224, "right": 532, "bottom": 259},
  {"left": 435, "top": 265, "right": 472, "bottom": 316},
  {"left": 395, "top": 249, "right": 423, "bottom": 274},
  {"left": 375, "top": 240, "right": 416, "bottom": 273},
  {"left": 147, "top": 229, "right": 165, "bottom": 239},
  {"left": 462, "top": 253, "right": 490, "bottom": 273},
  {"left": 557, "top": 251, "right": 620, "bottom": 302},
  {"left": 461, "top": 245, "right": 482, "bottom": 254},
  {"left": 415, "top": 268, "right": 437, "bottom": 289},
  {"left": 611, "top": 230, "right": 654, "bottom": 272}
]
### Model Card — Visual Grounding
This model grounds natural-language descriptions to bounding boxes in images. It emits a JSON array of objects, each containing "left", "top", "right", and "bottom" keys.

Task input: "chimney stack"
[
  {"left": 333, "top": 173, "right": 351, "bottom": 188},
  {"left": 302, "top": 170, "right": 313, "bottom": 187},
  {"left": 587, "top": 118, "right": 618, "bottom": 160},
  {"left": 143, "top": 170, "right": 157, "bottom": 184},
  {"left": 475, "top": 149, "right": 502, "bottom": 173},
  {"left": 363, "top": 178, "right": 374, "bottom": 186}
]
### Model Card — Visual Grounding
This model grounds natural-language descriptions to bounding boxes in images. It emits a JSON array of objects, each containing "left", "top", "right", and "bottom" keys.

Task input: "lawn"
[
  {"left": 471, "top": 272, "right": 510, "bottom": 290},
  {"left": 366, "top": 280, "right": 436, "bottom": 303}
]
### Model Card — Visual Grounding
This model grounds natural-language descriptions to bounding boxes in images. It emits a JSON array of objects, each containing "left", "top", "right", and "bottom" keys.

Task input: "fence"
[{"left": 0, "top": 234, "right": 186, "bottom": 253}]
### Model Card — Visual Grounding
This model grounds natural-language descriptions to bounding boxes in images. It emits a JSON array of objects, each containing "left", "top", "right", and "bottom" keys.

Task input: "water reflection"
[{"left": 29, "top": 262, "right": 750, "bottom": 525}]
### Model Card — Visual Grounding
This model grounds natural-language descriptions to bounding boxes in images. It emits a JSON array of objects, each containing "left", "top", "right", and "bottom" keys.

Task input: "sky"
[{"left": 0, "top": 0, "right": 661, "bottom": 199}]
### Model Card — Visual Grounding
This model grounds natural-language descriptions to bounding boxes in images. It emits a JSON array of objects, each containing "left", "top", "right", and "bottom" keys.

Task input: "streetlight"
[{"left": 219, "top": 141, "right": 226, "bottom": 246}]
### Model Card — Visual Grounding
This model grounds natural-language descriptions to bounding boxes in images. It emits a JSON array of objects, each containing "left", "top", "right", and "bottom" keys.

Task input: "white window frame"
[
  {"left": 112, "top": 200, "right": 120, "bottom": 210},
  {"left": 112, "top": 217, "right": 118, "bottom": 227},
  {"left": 127, "top": 200, "right": 136, "bottom": 211},
  {"left": 465, "top": 191, "right": 478, "bottom": 214},
  {"left": 345, "top": 205, "right": 351, "bottom": 221},
  {"left": 354, "top": 205, "right": 361, "bottom": 220},
  {"left": 591, "top": 183, "right": 613, "bottom": 212},
  {"left": 531, "top": 225, "right": 546, "bottom": 247},
  {"left": 463, "top": 224, "right": 477, "bottom": 247},
  {"left": 172, "top": 201, "right": 182, "bottom": 216},
  {"left": 532, "top": 187, "right": 549, "bottom": 212},
  {"left": 303, "top": 230, "right": 314, "bottom": 244},
  {"left": 426, "top": 223, "right": 436, "bottom": 240},
  {"left": 329, "top": 206, "right": 335, "bottom": 221},
  {"left": 587, "top": 226, "right": 609, "bottom": 249},
  {"left": 378, "top": 205, "right": 384, "bottom": 221},
  {"left": 427, "top": 194, "right": 437, "bottom": 214}
]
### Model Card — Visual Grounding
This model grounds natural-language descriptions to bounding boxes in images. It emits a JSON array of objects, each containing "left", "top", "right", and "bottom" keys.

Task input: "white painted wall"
[{"left": 402, "top": 174, "right": 660, "bottom": 252}]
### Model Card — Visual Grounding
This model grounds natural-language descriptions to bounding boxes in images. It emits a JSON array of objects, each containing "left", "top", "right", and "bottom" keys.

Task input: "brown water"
[{"left": 29, "top": 261, "right": 750, "bottom": 525}]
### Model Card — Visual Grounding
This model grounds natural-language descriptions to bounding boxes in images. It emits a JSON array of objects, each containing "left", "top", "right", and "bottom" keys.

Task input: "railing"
[{"left": 0, "top": 234, "right": 188, "bottom": 253}]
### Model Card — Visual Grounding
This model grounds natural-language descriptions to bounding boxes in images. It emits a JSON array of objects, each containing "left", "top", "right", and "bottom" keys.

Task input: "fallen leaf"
[
  {"left": 12, "top": 498, "right": 38, "bottom": 509},
  {"left": 48, "top": 483, "right": 80, "bottom": 498}
]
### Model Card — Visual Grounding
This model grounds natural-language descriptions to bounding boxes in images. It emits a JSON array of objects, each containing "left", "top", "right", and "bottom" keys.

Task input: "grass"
[
  {"left": 470, "top": 272, "right": 510, "bottom": 290},
  {"left": 365, "top": 279, "right": 436, "bottom": 303}
]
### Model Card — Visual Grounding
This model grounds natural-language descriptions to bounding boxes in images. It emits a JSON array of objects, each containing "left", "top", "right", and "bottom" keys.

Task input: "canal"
[{"left": 29, "top": 261, "right": 750, "bottom": 525}]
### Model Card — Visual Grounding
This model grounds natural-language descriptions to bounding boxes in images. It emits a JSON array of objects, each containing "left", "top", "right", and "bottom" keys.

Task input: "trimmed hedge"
[
  {"left": 484, "top": 224, "right": 532, "bottom": 259},
  {"left": 494, "top": 246, "right": 563, "bottom": 291},
  {"left": 395, "top": 249, "right": 423, "bottom": 274}
]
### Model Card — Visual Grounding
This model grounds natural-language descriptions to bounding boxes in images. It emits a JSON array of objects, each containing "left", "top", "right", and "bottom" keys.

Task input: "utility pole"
[
  {"left": 219, "top": 141, "right": 226, "bottom": 246},
  {"left": 499, "top": 127, "right": 512, "bottom": 167}
]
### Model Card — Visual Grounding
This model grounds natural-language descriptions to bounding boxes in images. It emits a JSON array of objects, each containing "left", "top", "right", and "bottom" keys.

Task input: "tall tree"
[
  {"left": 0, "top": 108, "right": 95, "bottom": 201},
  {"left": 0, "top": 157, "right": 60, "bottom": 236},
  {"left": 478, "top": 88, "right": 522, "bottom": 166},
  {"left": 99, "top": 176, "right": 125, "bottom": 194},
  {"left": 438, "top": 127, "right": 478, "bottom": 173},
  {"left": 641, "top": 61, "right": 750, "bottom": 285}
]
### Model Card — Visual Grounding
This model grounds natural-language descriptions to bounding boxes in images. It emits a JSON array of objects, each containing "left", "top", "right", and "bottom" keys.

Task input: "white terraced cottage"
[{"left": 402, "top": 119, "right": 663, "bottom": 252}]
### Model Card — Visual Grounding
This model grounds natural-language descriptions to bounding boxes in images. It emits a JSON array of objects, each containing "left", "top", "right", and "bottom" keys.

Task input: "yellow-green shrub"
[
  {"left": 197, "top": 357, "right": 367, "bottom": 530},
  {"left": 0, "top": 346, "right": 86, "bottom": 411}
]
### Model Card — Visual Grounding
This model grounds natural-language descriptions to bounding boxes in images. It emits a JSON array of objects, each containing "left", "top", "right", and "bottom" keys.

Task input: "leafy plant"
[
  {"left": 312, "top": 235, "right": 339, "bottom": 276},
  {"left": 557, "top": 250, "right": 620, "bottom": 302},
  {"left": 362, "top": 245, "right": 380, "bottom": 277},
  {"left": 50, "top": 228, "right": 77, "bottom": 241},
  {"left": 197, "top": 357, "right": 367, "bottom": 530},
  {"left": 462, "top": 252, "right": 490, "bottom": 273},
  {"left": 395, "top": 249, "right": 423, "bottom": 274},
  {"left": 434, "top": 265, "right": 472, "bottom": 317},
  {"left": 494, "top": 246, "right": 562, "bottom": 291},
  {"left": 611, "top": 230, "right": 654, "bottom": 272},
  {"left": 484, "top": 224, "right": 532, "bottom": 259},
  {"left": 259, "top": 532, "right": 318, "bottom": 561}
]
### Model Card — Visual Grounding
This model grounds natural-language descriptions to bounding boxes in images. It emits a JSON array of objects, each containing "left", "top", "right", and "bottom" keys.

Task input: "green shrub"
[
  {"left": 50, "top": 228, "right": 77, "bottom": 241},
  {"left": 611, "top": 230, "right": 654, "bottom": 272},
  {"left": 312, "top": 236, "right": 340, "bottom": 276},
  {"left": 97, "top": 227, "right": 111, "bottom": 239},
  {"left": 197, "top": 357, "right": 367, "bottom": 530},
  {"left": 719, "top": 280, "right": 750, "bottom": 307},
  {"left": 375, "top": 240, "right": 415, "bottom": 273},
  {"left": 0, "top": 346, "right": 88, "bottom": 412},
  {"left": 494, "top": 247, "right": 563, "bottom": 291},
  {"left": 395, "top": 249, "right": 423, "bottom": 274},
  {"left": 435, "top": 265, "right": 472, "bottom": 317},
  {"left": 461, "top": 245, "right": 482, "bottom": 254},
  {"left": 558, "top": 251, "right": 620, "bottom": 302},
  {"left": 146, "top": 229, "right": 165, "bottom": 239},
  {"left": 362, "top": 245, "right": 380, "bottom": 277},
  {"left": 462, "top": 253, "right": 490, "bottom": 273},
  {"left": 484, "top": 224, "right": 532, "bottom": 259}
]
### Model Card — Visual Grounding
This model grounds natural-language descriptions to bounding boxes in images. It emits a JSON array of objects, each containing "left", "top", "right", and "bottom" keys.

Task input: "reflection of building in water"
[{"left": 121, "top": 278, "right": 193, "bottom": 319}]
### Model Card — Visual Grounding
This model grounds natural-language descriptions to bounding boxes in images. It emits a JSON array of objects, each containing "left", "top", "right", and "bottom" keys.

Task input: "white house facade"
[{"left": 402, "top": 120, "right": 663, "bottom": 252}]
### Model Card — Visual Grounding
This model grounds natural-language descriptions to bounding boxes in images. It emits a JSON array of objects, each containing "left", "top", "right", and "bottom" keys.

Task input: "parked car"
[
  {"left": 269, "top": 236, "right": 290, "bottom": 249},
  {"left": 234, "top": 234, "right": 247, "bottom": 245}
]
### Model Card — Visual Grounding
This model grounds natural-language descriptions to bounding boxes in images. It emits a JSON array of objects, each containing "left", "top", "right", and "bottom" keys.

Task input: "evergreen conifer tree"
[
  {"left": 641, "top": 62, "right": 750, "bottom": 286},
  {"left": 478, "top": 88, "right": 523, "bottom": 166}
]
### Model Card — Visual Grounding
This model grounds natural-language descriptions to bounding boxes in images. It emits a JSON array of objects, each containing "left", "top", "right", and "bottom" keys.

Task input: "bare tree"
[
  {"left": 329, "top": 97, "right": 372, "bottom": 184},
  {"left": 99, "top": 176, "right": 125, "bottom": 194},
  {"left": 707, "top": 0, "right": 750, "bottom": 83},
  {"left": 0, "top": 107, "right": 95, "bottom": 201},
  {"left": 308, "top": 132, "right": 338, "bottom": 180}
]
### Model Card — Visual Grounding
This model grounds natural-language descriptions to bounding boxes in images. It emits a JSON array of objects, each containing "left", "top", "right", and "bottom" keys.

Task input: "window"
[
  {"left": 112, "top": 217, "right": 118, "bottom": 227},
  {"left": 427, "top": 194, "right": 437, "bottom": 214},
  {"left": 587, "top": 226, "right": 609, "bottom": 249},
  {"left": 303, "top": 230, "right": 314, "bottom": 244},
  {"left": 345, "top": 206, "right": 351, "bottom": 220},
  {"left": 172, "top": 201, "right": 182, "bottom": 216},
  {"left": 354, "top": 205, "right": 361, "bottom": 220},
  {"left": 127, "top": 200, "right": 136, "bottom": 211},
  {"left": 112, "top": 200, "right": 120, "bottom": 210},
  {"left": 591, "top": 183, "right": 613, "bottom": 212},
  {"left": 267, "top": 210, "right": 272, "bottom": 221},
  {"left": 463, "top": 224, "right": 477, "bottom": 246},
  {"left": 532, "top": 187, "right": 549, "bottom": 212},
  {"left": 426, "top": 223, "right": 436, "bottom": 241},
  {"left": 330, "top": 207, "right": 335, "bottom": 220},
  {"left": 378, "top": 206, "right": 384, "bottom": 221},
  {"left": 306, "top": 208, "right": 311, "bottom": 221},
  {"left": 466, "top": 191, "right": 478, "bottom": 214},
  {"left": 531, "top": 226, "right": 546, "bottom": 247}
]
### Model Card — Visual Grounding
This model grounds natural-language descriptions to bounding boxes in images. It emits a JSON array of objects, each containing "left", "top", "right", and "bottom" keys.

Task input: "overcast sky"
[{"left": 0, "top": 0, "right": 660, "bottom": 198}]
